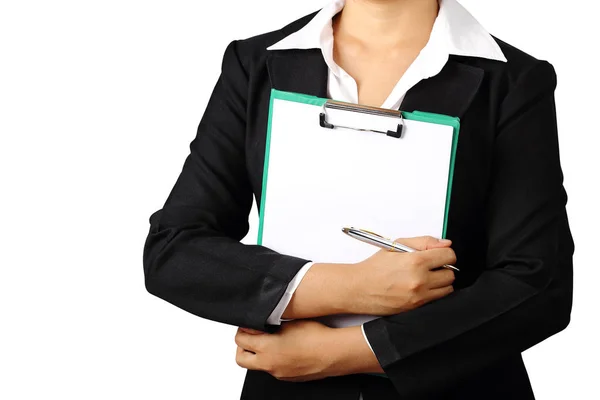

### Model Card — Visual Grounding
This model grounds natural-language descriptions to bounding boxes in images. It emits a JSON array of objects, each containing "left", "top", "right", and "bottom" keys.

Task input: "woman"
[{"left": 143, "top": 0, "right": 574, "bottom": 398}]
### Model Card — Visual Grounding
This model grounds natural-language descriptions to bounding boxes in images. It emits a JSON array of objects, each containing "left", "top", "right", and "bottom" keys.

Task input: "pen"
[{"left": 342, "top": 227, "right": 460, "bottom": 272}]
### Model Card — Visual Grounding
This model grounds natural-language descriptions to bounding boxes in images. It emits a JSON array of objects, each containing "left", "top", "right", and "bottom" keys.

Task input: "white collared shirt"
[{"left": 264, "top": 0, "right": 506, "bottom": 391}]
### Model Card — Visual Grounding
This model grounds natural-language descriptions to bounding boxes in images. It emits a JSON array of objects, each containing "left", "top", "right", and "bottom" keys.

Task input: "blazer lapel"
[
  {"left": 400, "top": 59, "right": 484, "bottom": 119},
  {"left": 266, "top": 49, "right": 328, "bottom": 98}
]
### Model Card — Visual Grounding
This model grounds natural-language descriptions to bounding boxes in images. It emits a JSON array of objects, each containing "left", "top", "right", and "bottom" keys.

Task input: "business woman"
[{"left": 142, "top": 0, "right": 574, "bottom": 398}]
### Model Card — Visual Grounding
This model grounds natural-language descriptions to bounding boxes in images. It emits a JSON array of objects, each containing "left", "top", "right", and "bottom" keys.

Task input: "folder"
[{"left": 257, "top": 89, "right": 460, "bottom": 329}]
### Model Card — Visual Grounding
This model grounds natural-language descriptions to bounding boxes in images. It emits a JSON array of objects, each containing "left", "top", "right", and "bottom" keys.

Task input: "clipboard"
[{"left": 257, "top": 88, "right": 460, "bottom": 329}]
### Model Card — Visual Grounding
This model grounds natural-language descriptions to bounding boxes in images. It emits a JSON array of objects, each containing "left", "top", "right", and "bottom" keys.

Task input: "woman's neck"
[{"left": 333, "top": 0, "right": 439, "bottom": 49}]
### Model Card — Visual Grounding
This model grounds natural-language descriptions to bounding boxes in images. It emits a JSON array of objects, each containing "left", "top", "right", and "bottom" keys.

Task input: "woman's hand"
[
  {"left": 279, "top": 236, "right": 456, "bottom": 320},
  {"left": 347, "top": 236, "right": 457, "bottom": 316},
  {"left": 234, "top": 320, "right": 382, "bottom": 382}
]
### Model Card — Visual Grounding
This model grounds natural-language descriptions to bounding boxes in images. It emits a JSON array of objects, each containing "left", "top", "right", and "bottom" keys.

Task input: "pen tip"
[{"left": 341, "top": 227, "right": 349, "bottom": 233}]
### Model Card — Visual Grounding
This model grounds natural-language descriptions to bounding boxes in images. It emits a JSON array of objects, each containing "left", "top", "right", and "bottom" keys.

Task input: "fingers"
[
  {"left": 415, "top": 247, "right": 457, "bottom": 270},
  {"left": 239, "top": 327, "right": 265, "bottom": 335},
  {"left": 424, "top": 285, "right": 454, "bottom": 302},
  {"left": 427, "top": 268, "right": 455, "bottom": 289},
  {"left": 394, "top": 236, "right": 452, "bottom": 251},
  {"left": 236, "top": 345, "right": 259, "bottom": 369},
  {"left": 235, "top": 327, "right": 263, "bottom": 353}
]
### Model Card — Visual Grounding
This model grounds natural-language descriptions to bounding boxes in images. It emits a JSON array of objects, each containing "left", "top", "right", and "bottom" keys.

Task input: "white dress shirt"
[{"left": 264, "top": 0, "right": 506, "bottom": 394}]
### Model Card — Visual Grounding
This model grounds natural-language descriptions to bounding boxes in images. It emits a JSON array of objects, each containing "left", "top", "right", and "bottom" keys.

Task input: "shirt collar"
[{"left": 266, "top": 0, "right": 507, "bottom": 63}]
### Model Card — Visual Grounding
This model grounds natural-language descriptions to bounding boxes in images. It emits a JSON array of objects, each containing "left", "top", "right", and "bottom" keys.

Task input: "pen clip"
[{"left": 355, "top": 228, "right": 392, "bottom": 241}]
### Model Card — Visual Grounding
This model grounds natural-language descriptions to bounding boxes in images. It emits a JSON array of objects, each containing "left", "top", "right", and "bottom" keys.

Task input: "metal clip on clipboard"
[{"left": 319, "top": 99, "right": 405, "bottom": 138}]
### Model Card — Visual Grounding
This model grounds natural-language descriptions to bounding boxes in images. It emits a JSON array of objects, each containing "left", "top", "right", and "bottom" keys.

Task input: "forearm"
[
  {"left": 281, "top": 262, "right": 359, "bottom": 319},
  {"left": 326, "top": 325, "right": 384, "bottom": 376},
  {"left": 280, "top": 241, "right": 456, "bottom": 320},
  {"left": 144, "top": 215, "right": 310, "bottom": 330}
]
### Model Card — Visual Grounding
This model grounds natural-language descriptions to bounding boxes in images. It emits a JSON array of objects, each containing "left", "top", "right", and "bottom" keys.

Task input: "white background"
[{"left": 1, "top": 0, "right": 597, "bottom": 399}]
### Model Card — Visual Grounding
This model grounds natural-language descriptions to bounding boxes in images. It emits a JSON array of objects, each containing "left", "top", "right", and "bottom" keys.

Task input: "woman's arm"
[
  {"left": 143, "top": 40, "right": 457, "bottom": 330},
  {"left": 143, "top": 40, "right": 314, "bottom": 331},
  {"left": 360, "top": 60, "right": 574, "bottom": 397},
  {"left": 280, "top": 237, "right": 457, "bottom": 320}
]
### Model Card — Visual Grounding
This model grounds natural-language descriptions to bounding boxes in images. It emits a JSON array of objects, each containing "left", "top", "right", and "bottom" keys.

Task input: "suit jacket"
[{"left": 142, "top": 10, "right": 574, "bottom": 400}]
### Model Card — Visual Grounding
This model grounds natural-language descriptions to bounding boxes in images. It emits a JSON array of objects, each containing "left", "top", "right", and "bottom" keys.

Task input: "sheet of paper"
[{"left": 260, "top": 98, "right": 455, "bottom": 327}]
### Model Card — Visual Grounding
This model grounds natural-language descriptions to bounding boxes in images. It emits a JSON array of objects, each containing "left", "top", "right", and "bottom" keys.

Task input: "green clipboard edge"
[{"left": 257, "top": 88, "right": 461, "bottom": 245}]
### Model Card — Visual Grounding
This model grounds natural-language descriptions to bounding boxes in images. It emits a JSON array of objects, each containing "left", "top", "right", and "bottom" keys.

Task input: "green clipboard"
[{"left": 258, "top": 88, "right": 461, "bottom": 245}]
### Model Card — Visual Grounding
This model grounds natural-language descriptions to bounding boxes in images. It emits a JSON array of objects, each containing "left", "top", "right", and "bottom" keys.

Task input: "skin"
[
  {"left": 236, "top": 0, "right": 448, "bottom": 381},
  {"left": 333, "top": 0, "right": 439, "bottom": 107},
  {"left": 281, "top": 236, "right": 455, "bottom": 320}
]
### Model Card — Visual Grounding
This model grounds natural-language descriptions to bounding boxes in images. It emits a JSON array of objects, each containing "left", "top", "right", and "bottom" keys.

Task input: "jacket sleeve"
[
  {"left": 142, "top": 40, "right": 310, "bottom": 331},
  {"left": 362, "top": 60, "right": 574, "bottom": 397}
]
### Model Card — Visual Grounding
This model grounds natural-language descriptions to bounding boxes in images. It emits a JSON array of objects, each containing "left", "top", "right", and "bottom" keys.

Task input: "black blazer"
[{"left": 142, "top": 10, "right": 574, "bottom": 400}]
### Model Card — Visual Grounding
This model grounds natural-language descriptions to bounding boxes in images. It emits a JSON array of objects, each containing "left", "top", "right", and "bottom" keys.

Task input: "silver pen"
[{"left": 342, "top": 227, "right": 460, "bottom": 272}]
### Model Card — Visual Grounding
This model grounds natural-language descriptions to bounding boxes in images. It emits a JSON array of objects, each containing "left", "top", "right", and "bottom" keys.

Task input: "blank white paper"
[{"left": 260, "top": 97, "right": 455, "bottom": 327}]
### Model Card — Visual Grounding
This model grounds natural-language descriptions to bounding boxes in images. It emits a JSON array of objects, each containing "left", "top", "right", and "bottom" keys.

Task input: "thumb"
[{"left": 393, "top": 236, "right": 452, "bottom": 251}]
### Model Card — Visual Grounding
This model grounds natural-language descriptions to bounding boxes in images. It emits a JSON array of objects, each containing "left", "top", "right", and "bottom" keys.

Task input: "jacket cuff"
[
  {"left": 360, "top": 324, "right": 376, "bottom": 356},
  {"left": 362, "top": 317, "right": 402, "bottom": 368},
  {"left": 266, "top": 262, "right": 314, "bottom": 325}
]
